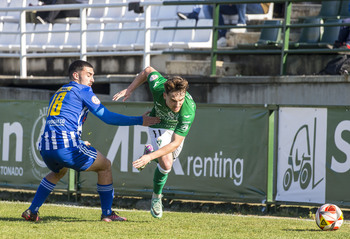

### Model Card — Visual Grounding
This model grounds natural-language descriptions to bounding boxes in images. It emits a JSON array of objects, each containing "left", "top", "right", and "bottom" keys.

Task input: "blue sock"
[
  {"left": 29, "top": 177, "right": 55, "bottom": 214},
  {"left": 97, "top": 184, "right": 114, "bottom": 216}
]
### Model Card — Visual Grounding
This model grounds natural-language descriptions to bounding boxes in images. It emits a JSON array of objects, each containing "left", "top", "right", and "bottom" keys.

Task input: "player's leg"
[
  {"left": 85, "top": 150, "right": 126, "bottom": 221},
  {"left": 29, "top": 168, "right": 68, "bottom": 211},
  {"left": 151, "top": 153, "right": 173, "bottom": 219},
  {"left": 151, "top": 129, "right": 184, "bottom": 200},
  {"left": 153, "top": 153, "right": 173, "bottom": 198},
  {"left": 148, "top": 128, "right": 169, "bottom": 198},
  {"left": 22, "top": 168, "right": 68, "bottom": 222},
  {"left": 85, "top": 150, "right": 112, "bottom": 184},
  {"left": 149, "top": 129, "right": 185, "bottom": 218}
]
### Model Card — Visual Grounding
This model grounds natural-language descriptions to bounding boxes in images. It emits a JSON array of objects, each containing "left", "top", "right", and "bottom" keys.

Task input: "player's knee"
[
  {"left": 103, "top": 158, "right": 112, "bottom": 171},
  {"left": 158, "top": 164, "right": 172, "bottom": 174},
  {"left": 53, "top": 168, "right": 68, "bottom": 180},
  {"left": 96, "top": 152, "right": 112, "bottom": 170},
  {"left": 159, "top": 155, "right": 173, "bottom": 170}
]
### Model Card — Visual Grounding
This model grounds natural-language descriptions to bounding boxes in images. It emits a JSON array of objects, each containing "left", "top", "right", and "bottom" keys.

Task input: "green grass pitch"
[{"left": 0, "top": 201, "right": 348, "bottom": 239}]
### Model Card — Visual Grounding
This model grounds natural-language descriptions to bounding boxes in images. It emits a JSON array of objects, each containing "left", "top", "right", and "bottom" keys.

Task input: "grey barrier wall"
[
  {"left": 1, "top": 75, "right": 350, "bottom": 106},
  {"left": 109, "top": 75, "right": 350, "bottom": 106}
]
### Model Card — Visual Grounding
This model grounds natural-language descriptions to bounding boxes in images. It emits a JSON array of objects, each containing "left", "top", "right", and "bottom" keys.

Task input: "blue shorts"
[{"left": 40, "top": 144, "right": 97, "bottom": 173}]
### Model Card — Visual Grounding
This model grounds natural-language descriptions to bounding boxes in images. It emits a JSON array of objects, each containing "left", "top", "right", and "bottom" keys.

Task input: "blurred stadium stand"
[
  {"left": 0, "top": 0, "right": 349, "bottom": 107},
  {"left": 0, "top": 0, "right": 348, "bottom": 78},
  {"left": 0, "top": 0, "right": 276, "bottom": 53}
]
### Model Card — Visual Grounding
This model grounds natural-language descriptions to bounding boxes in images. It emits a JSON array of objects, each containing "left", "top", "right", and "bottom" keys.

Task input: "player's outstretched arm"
[
  {"left": 133, "top": 134, "right": 185, "bottom": 169},
  {"left": 93, "top": 105, "right": 160, "bottom": 126},
  {"left": 112, "top": 66, "right": 157, "bottom": 102}
]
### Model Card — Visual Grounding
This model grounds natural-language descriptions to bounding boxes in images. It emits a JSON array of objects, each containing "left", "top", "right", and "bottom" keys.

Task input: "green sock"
[{"left": 153, "top": 167, "right": 168, "bottom": 195}]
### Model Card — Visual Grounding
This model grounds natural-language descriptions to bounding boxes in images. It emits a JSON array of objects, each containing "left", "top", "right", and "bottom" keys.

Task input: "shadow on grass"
[
  {"left": 1, "top": 216, "right": 154, "bottom": 223},
  {"left": 283, "top": 229, "right": 320, "bottom": 232},
  {"left": 0, "top": 216, "right": 91, "bottom": 223},
  {"left": 124, "top": 219, "right": 154, "bottom": 223}
]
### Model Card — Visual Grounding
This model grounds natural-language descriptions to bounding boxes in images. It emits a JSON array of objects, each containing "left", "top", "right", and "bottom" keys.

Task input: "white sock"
[{"left": 157, "top": 163, "right": 171, "bottom": 174}]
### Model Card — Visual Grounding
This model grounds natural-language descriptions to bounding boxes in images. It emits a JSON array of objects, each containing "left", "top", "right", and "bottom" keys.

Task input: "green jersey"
[{"left": 147, "top": 71, "right": 196, "bottom": 137}]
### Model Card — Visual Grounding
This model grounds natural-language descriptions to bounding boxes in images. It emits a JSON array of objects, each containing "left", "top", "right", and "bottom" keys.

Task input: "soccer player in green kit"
[{"left": 113, "top": 66, "right": 196, "bottom": 219}]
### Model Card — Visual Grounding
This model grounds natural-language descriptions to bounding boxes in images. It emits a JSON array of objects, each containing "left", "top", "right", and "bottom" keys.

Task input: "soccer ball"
[{"left": 315, "top": 204, "right": 343, "bottom": 231}]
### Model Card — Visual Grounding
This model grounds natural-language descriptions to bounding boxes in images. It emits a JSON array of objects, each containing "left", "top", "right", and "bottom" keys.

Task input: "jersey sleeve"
[
  {"left": 80, "top": 87, "right": 102, "bottom": 112},
  {"left": 80, "top": 87, "right": 143, "bottom": 126},
  {"left": 92, "top": 105, "right": 143, "bottom": 126},
  {"left": 147, "top": 71, "right": 167, "bottom": 96},
  {"left": 174, "top": 114, "right": 195, "bottom": 136}
]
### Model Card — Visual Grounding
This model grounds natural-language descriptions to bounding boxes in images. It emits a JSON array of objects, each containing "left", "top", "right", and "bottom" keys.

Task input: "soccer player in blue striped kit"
[{"left": 21, "top": 60, "right": 160, "bottom": 222}]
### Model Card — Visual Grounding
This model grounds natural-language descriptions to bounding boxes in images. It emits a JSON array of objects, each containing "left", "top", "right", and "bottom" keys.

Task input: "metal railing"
[
  {"left": 0, "top": 1, "right": 164, "bottom": 77},
  {"left": 1, "top": 0, "right": 350, "bottom": 77},
  {"left": 162, "top": 0, "right": 350, "bottom": 75}
]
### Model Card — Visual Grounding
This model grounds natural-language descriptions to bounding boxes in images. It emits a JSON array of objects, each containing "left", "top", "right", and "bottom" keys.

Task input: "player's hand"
[
  {"left": 142, "top": 111, "right": 160, "bottom": 126},
  {"left": 112, "top": 89, "right": 131, "bottom": 102},
  {"left": 83, "top": 141, "right": 91, "bottom": 147},
  {"left": 133, "top": 154, "right": 152, "bottom": 169}
]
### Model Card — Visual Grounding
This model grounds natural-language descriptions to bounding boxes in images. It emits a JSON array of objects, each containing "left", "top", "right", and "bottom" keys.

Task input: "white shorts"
[{"left": 148, "top": 128, "right": 184, "bottom": 160}]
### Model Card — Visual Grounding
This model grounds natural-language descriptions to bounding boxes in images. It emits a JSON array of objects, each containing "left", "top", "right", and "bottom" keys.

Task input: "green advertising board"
[
  {"left": 0, "top": 100, "right": 269, "bottom": 203},
  {"left": 326, "top": 108, "right": 350, "bottom": 206},
  {"left": 4, "top": 100, "right": 350, "bottom": 206},
  {"left": 0, "top": 100, "right": 68, "bottom": 189},
  {"left": 80, "top": 103, "right": 269, "bottom": 202}
]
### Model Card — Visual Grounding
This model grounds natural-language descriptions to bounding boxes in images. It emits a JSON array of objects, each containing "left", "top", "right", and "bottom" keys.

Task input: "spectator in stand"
[
  {"left": 35, "top": 0, "right": 88, "bottom": 24},
  {"left": 177, "top": 4, "right": 211, "bottom": 21},
  {"left": 209, "top": 3, "right": 270, "bottom": 47},
  {"left": 178, "top": 3, "right": 270, "bottom": 47},
  {"left": 334, "top": 18, "right": 350, "bottom": 49}
]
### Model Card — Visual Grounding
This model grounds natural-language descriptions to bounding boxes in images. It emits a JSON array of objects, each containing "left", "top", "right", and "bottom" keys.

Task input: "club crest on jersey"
[
  {"left": 149, "top": 74, "right": 159, "bottom": 82},
  {"left": 91, "top": 96, "right": 100, "bottom": 104},
  {"left": 180, "top": 124, "right": 189, "bottom": 132}
]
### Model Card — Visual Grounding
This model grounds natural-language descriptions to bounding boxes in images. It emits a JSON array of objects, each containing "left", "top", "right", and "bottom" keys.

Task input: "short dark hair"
[
  {"left": 68, "top": 60, "right": 93, "bottom": 80},
  {"left": 164, "top": 76, "right": 189, "bottom": 94}
]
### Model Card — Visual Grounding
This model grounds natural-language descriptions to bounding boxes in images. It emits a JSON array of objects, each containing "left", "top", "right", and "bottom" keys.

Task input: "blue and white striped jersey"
[{"left": 39, "top": 81, "right": 100, "bottom": 150}]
